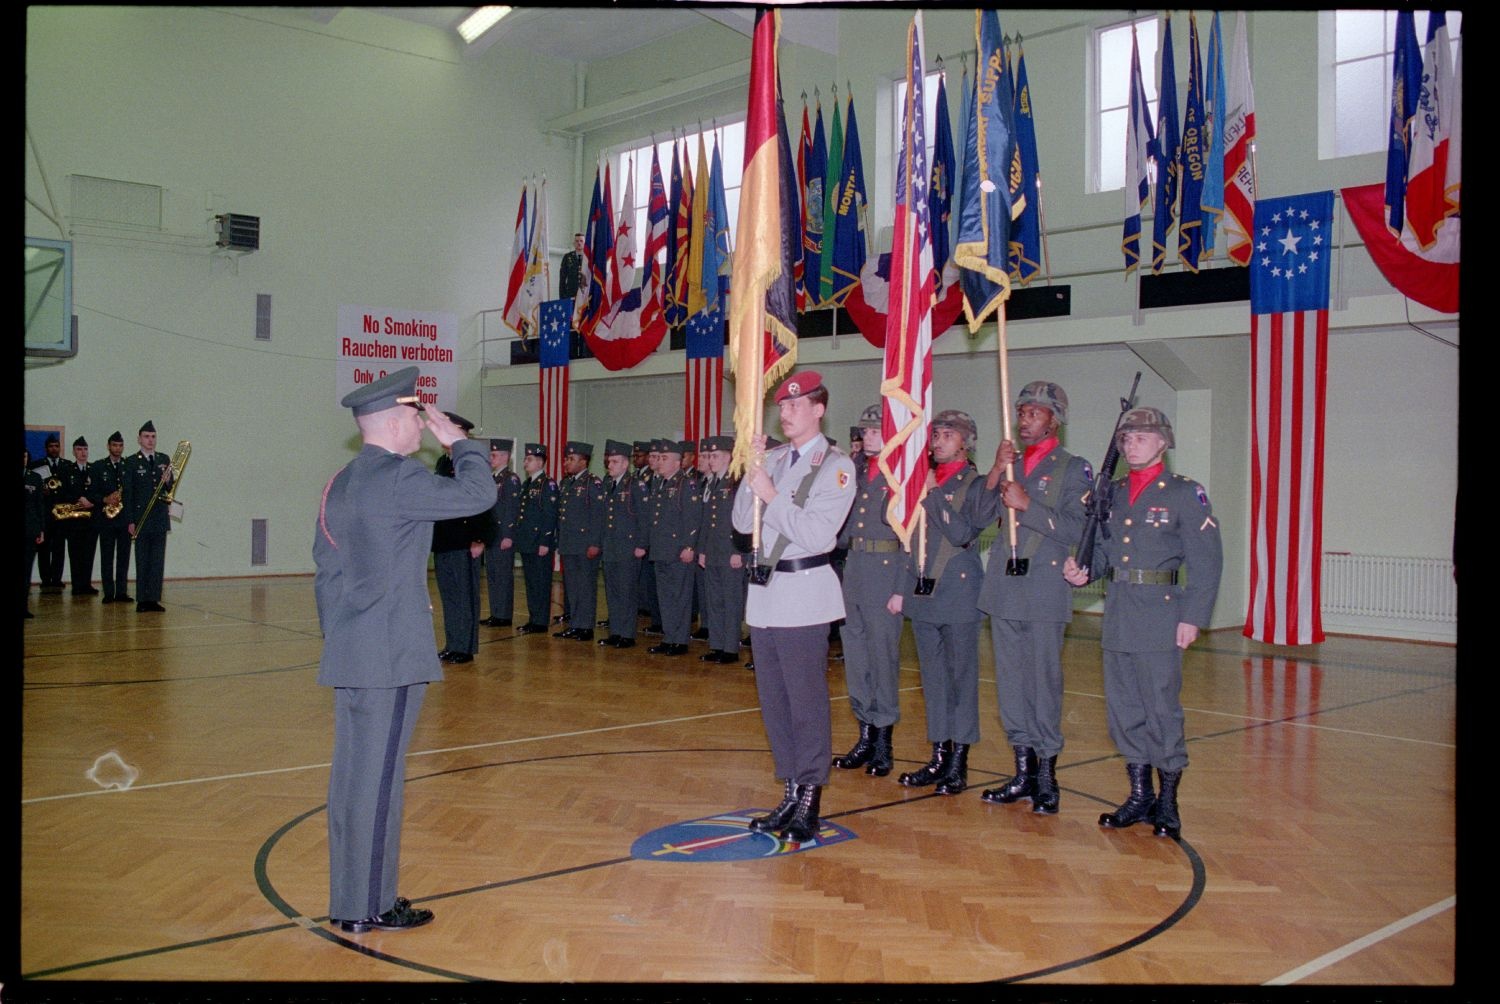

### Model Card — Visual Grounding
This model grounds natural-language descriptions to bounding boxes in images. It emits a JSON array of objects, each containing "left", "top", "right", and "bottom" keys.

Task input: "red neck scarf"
[
  {"left": 934, "top": 459, "right": 967, "bottom": 485},
  {"left": 1022, "top": 436, "right": 1059, "bottom": 477},
  {"left": 1127, "top": 461, "right": 1165, "bottom": 505}
]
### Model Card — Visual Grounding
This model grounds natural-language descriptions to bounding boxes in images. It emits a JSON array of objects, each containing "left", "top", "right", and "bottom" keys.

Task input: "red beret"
[{"left": 774, "top": 370, "right": 824, "bottom": 403}]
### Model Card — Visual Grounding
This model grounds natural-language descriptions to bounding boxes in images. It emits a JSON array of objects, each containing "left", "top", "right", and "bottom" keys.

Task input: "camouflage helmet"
[
  {"left": 930, "top": 409, "right": 978, "bottom": 448},
  {"left": 1116, "top": 406, "right": 1175, "bottom": 449},
  {"left": 857, "top": 403, "right": 883, "bottom": 430},
  {"left": 1016, "top": 380, "right": 1068, "bottom": 424}
]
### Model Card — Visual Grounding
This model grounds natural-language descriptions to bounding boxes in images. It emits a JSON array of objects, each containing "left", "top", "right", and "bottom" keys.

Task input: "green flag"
[{"left": 818, "top": 93, "right": 843, "bottom": 305}]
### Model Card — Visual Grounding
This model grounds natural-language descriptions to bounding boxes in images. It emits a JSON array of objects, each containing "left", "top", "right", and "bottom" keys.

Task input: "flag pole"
[{"left": 996, "top": 302, "right": 1027, "bottom": 576}]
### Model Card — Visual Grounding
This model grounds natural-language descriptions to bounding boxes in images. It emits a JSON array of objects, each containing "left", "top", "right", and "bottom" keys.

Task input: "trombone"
[{"left": 132, "top": 440, "right": 191, "bottom": 538}]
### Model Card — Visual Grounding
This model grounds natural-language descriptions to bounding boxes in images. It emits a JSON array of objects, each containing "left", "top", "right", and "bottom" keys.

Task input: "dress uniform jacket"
[
  {"left": 601, "top": 472, "right": 650, "bottom": 639},
  {"left": 697, "top": 473, "right": 747, "bottom": 653},
  {"left": 836, "top": 458, "right": 908, "bottom": 729},
  {"left": 483, "top": 467, "right": 522, "bottom": 621},
  {"left": 57, "top": 458, "right": 98, "bottom": 590},
  {"left": 90, "top": 456, "right": 132, "bottom": 600},
  {"left": 515, "top": 470, "right": 559, "bottom": 627},
  {"left": 33, "top": 457, "right": 65, "bottom": 585},
  {"left": 122, "top": 448, "right": 173, "bottom": 603},
  {"left": 430, "top": 453, "right": 487, "bottom": 655},
  {"left": 314, "top": 439, "right": 495, "bottom": 687},
  {"left": 648, "top": 469, "right": 701, "bottom": 644},
  {"left": 557, "top": 470, "right": 605, "bottom": 629}
]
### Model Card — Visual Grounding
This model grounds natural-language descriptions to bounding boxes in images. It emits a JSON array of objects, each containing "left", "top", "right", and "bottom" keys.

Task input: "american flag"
[
  {"left": 538, "top": 298, "right": 571, "bottom": 484},
  {"left": 684, "top": 306, "right": 724, "bottom": 442},
  {"left": 1244, "top": 190, "right": 1332, "bottom": 646},
  {"left": 877, "top": 11, "right": 934, "bottom": 550}
]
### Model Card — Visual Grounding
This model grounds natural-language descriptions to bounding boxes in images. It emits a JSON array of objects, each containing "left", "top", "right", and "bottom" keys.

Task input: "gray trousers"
[
  {"left": 838, "top": 596, "right": 904, "bottom": 728},
  {"left": 701, "top": 562, "right": 746, "bottom": 652},
  {"left": 750, "top": 623, "right": 832, "bottom": 786},
  {"left": 602, "top": 556, "right": 641, "bottom": 639},
  {"left": 1102, "top": 648, "right": 1188, "bottom": 771},
  {"left": 561, "top": 554, "right": 600, "bottom": 629},
  {"left": 911, "top": 619, "right": 982, "bottom": 744},
  {"left": 989, "top": 617, "right": 1068, "bottom": 757},
  {"left": 434, "top": 549, "right": 479, "bottom": 654},
  {"left": 654, "top": 558, "right": 694, "bottom": 644},
  {"left": 483, "top": 543, "right": 515, "bottom": 620},
  {"left": 328, "top": 683, "right": 427, "bottom": 920}
]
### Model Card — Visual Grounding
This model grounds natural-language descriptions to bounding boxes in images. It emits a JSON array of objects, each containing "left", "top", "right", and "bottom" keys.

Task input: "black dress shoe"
[
  {"left": 598, "top": 634, "right": 621, "bottom": 647},
  {"left": 479, "top": 616, "right": 511, "bottom": 627},
  {"left": 553, "top": 628, "right": 579, "bottom": 639},
  {"left": 613, "top": 637, "right": 635, "bottom": 649},
  {"left": 137, "top": 602, "right": 165, "bottom": 612},
  {"left": 437, "top": 649, "right": 454, "bottom": 661},
  {"left": 446, "top": 652, "right": 474, "bottom": 664},
  {"left": 73, "top": 586, "right": 99, "bottom": 595},
  {"left": 517, "top": 623, "right": 547, "bottom": 635},
  {"left": 572, "top": 629, "right": 594, "bottom": 642},
  {"left": 744, "top": 660, "right": 755, "bottom": 671},
  {"left": 648, "top": 642, "right": 687, "bottom": 656},
  {"left": 336, "top": 897, "right": 434, "bottom": 934},
  {"left": 552, "top": 614, "right": 567, "bottom": 624},
  {"left": 118, "top": 594, "right": 134, "bottom": 603}
]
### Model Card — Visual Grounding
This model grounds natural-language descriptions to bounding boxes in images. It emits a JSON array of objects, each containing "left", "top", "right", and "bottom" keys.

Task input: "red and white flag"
[
  {"left": 501, "top": 182, "right": 532, "bottom": 335},
  {"left": 589, "top": 149, "right": 670, "bottom": 370},
  {"left": 537, "top": 298, "right": 572, "bottom": 484},
  {"left": 877, "top": 11, "right": 935, "bottom": 549},
  {"left": 1404, "top": 14, "right": 1456, "bottom": 250},
  {"left": 1222, "top": 12, "right": 1256, "bottom": 266}
]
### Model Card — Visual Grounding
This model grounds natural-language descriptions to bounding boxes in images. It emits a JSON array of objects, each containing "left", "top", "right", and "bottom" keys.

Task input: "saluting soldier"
[
  {"left": 555, "top": 441, "right": 605, "bottom": 641},
  {"left": 91, "top": 431, "right": 133, "bottom": 604},
  {"left": 480, "top": 438, "right": 521, "bottom": 628},
  {"left": 890, "top": 410, "right": 987, "bottom": 797},
  {"left": 314, "top": 367, "right": 494, "bottom": 934},
  {"left": 695, "top": 435, "right": 747, "bottom": 664},
  {"left": 58, "top": 435, "right": 99, "bottom": 594},
  {"left": 645, "top": 439, "right": 701, "bottom": 656},
  {"left": 1063, "top": 407, "right": 1222, "bottom": 840},
  {"left": 430, "top": 413, "right": 484, "bottom": 664},
  {"left": 974, "top": 381, "right": 1092, "bottom": 814},
  {"left": 732, "top": 371, "right": 856, "bottom": 843},
  {"left": 24, "top": 449, "right": 45, "bottom": 618},
  {"left": 514, "top": 443, "right": 559, "bottom": 634},
  {"left": 598, "top": 439, "right": 650, "bottom": 649},
  {"left": 122, "top": 421, "right": 173, "bottom": 613},
  {"left": 832, "top": 404, "right": 906, "bottom": 778}
]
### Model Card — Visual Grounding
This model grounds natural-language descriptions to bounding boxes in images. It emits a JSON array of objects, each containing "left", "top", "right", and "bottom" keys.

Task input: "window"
[
  {"left": 1319, "top": 10, "right": 1462, "bottom": 159},
  {"left": 1090, "top": 14, "right": 1159, "bottom": 193},
  {"left": 613, "top": 120, "right": 745, "bottom": 268}
]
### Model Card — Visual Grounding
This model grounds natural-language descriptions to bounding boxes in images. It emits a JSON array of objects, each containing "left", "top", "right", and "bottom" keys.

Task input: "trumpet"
[{"left": 132, "top": 440, "right": 191, "bottom": 537}]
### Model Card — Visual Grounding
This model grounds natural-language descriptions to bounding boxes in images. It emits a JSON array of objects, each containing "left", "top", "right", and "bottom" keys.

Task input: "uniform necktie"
[{"left": 789, "top": 449, "right": 800, "bottom": 468}]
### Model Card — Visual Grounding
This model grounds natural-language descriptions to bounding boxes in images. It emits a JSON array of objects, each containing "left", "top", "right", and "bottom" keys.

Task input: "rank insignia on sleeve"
[{"left": 1195, "top": 485, "right": 1209, "bottom": 506}]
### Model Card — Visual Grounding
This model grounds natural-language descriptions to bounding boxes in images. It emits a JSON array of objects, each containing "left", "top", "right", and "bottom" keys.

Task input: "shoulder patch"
[
  {"left": 1195, "top": 484, "right": 1209, "bottom": 506},
  {"left": 837, "top": 470, "right": 849, "bottom": 489},
  {"left": 1082, "top": 462, "right": 1093, "bottom": 482}
]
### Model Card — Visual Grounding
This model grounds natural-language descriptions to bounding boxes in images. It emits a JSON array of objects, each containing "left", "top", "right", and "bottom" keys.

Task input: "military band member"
[
  {"left": 974, "top": 382, "right": 1091, "bottom": 814},
  {"left": 481, "top": 438, "right": 521, "bottom": 628},
  {"left": 123, "top": 421, "right": 173, "bottom": 612},
  {"left": 598, "top": 440, "right": 650, "bottom": 649},
  {"left": 555, "top": 442, "right": 604, "bottom": 641},
  {"left": 695, "top": 436, "right": 746, "bottom": 664},
  {"left": 514, "top": 443, "right": 559, "bottom": 634},
  {"left": 890, "top": 410, "right": 986, "bottom": 796},
  {"left": 24, "top": 450, "right": 45, "bottom": 618},
  {"left": 56, "top": 436, "right": 99, "bottom": 594},
  {"left": 32, "top": 436, "right": 65, "bottom": 590},
  {"left": 431, "top": 413, "right": 484, "bottom": 664},
  {"left": 645, "top": 439, "right": 700, "bottom": 656},
  {"left": 832, "top": 404, "right": 906, "bottom": 777},
  {"left": 315, "top": 366, "right": 494, "bottom": 933},
  {"left": 91, "top": 431, "right": 132, "bottom": 603},
  {"left": 1063, "top": 407, "right": 1222, "bottom": 840},
  {"left": 732, "top": 371, "right": 856, "bottom": 843}
]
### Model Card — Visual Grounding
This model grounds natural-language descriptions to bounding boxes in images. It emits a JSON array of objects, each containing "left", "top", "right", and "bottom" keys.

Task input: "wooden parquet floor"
[{"left": 18, "top": 574, "right": 1460, "bottom": 994}]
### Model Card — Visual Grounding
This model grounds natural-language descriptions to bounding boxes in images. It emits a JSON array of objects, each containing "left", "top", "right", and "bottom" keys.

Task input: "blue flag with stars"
[
  {"left": 539, "top": 298, "right": 572, "bottom": 368},
  {"left": 1249, "top": 192, "right": 1333, "bottom": 314}
]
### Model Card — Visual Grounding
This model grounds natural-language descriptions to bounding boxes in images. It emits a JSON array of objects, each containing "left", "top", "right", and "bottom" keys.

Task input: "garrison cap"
[
  {"left": 108, "top": 431, "right": 124, "bottom": 444},
  {"left": 700, "top": 436, "right": 734, "bottom": 453},
  {"left": 44, "top": 434, "right": 58, "bottom": 445},
  {"left": 774, "top": 370, "right": 824, "bottom": 403},
  {"left": 443, "top": 412, "right": 475, "bottom": 432},
  {"left": 340, "top": 366, "right": 421, "bottom": 417},
  {"left": 1016, "top": 380, "right": 1069, "bottom": 424},
  {"left": 1116, "top": 407, "right": 1175, "bottom": 449},
  {"left": 632, "top": 440, "right": 651, "bottom": 453},
  {"left": 525, "top": 442, "right": 547, "bottom": 458},
  {"left": 73, "top": 436, "right": 88, "bottom": 448},
  {"left": 489, "top": 438, "right": 514, "bottom": 453},
  {"left": 658, "top": 439, "right": 685, "bottom": 456},
  {"left": 137, "top": 421, "right": 155, "bottom": 434},
  {"left": 604, "top": 439, "right": 632, "bottom": 457},
  {"left": 931, "top": 409, "right": 978, "bottom": 447},
  {"left": 857, "top": 403, "right": 883, "bottom": 429},
  {"left": 678, "top": 440, "right": 696, "bottom": 454},
  {"left": 565, "top": 441, "right": 593, "bottom": 458}
]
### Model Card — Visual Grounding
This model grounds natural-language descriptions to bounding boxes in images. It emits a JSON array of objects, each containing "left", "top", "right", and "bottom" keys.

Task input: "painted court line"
[{"left": 1263, "top": 895, "right": 1455, "bottom": 985}]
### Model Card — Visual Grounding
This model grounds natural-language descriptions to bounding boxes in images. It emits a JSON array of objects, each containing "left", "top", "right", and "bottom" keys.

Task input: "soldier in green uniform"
[
  {"left": 90, "top": 431, "right": 133, "bottom": 603},
  {"left": 695, "top": 436, "right": 746, "bottom": 664},
  {"left": 514, "top": 443, "right": 559, "bottom": 634},
  {"left": 32, "top": 436, "right": 65, "bottom": 590},
  {"left": 24, "top": 449, "right": 45, "bottom": 618},
  {"left": 1063, "top": 407, "right": 1222, "bottom": 839},
  {"left": 598, "top": 440, "right": 650, "bottom": 649},
  {"left": 646, "top": 439, "right": 701, "bottom": 656},
  {"left": 122, "top": 421, "right": 173, "bottom": 612},
  {"left": 555, "top": 441, "right": 604, "bottom": 641},
  {"left": 480, "top": 438, "right": 520, "bottom": 627},
  {"left": 58, "top": 436, "right": 99, "bottom": 594},
  {"left": 431, "top": 413, "right": 484, "bottom": 664},
  {"left": 974, "top": 381, "right": 1091, "bottom": 814}
]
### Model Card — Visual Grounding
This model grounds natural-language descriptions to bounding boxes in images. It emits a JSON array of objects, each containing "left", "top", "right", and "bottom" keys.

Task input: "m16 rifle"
[{"left": 1075, "top": 372, "right": 1140, "bottom": 581}]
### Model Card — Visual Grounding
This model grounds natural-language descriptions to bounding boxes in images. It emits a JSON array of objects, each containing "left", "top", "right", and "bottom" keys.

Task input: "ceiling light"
[{"left": 457, "top": 6, "right": 512, "bottom": 44}]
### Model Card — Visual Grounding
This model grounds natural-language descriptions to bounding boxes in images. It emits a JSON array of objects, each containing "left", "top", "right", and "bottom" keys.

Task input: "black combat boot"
[
  {"left": 1152, "top": 768, "right": 1183, "bottom": 838},
  {"left": 780, "top": 784, "right": 823, "bottom": 843},
  {"left": 981, "top": 745, "right": 1037, "bottom": 804},
  {"left": 1099, "top": 762, "right": 1156, "bottom": 829},
  {"left": 833, "top": 721, "right": 876, "bottom": 770},
  {"left": 1031, "top": 754, "right": 1060, "bottom": 814},
  {"left": 865, "top": 725, "right": 894, "bottom": 776},
  {"left": 934, "top": 742, "right": 970, "bottom": 795},
  {"left": 748, "top": 780, "right": 800, "bottom": 833},
  {"left": 898, "top": 741, "right": 951, "bottom": 787}
]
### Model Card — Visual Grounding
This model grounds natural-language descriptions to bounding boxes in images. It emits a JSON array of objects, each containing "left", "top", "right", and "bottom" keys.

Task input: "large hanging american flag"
[
  {"left": 1244, "top": 190, "right": 1332, "bottom": 646},
  {"left": 538, "top": 297, "right": 572, "bottom": 484},
  {"left": 877, "top": 11, "right": 934, "bottom": 550}
]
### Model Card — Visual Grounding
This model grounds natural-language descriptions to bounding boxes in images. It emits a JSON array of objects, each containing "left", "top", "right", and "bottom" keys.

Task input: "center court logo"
[{"left": 630, "top": 811, "right": 856, "bottom": 862}]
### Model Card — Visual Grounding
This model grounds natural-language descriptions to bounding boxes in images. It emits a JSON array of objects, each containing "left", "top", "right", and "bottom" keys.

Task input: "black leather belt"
[
  {"left": 848, "top": 537, "right": 902, "bottom": 553},
  {"left": 775, "top": 553, "right": 832, "bottom": 573},
  {"left": 1110, "top": 568, "right": 1179, "bottom": 585}
]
